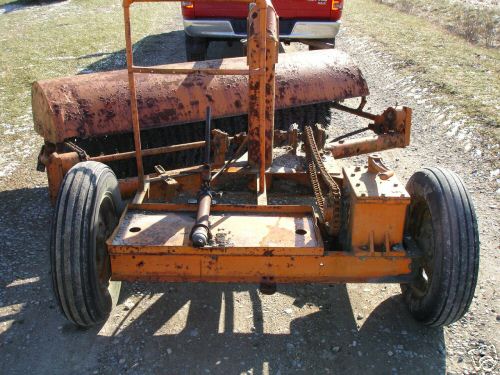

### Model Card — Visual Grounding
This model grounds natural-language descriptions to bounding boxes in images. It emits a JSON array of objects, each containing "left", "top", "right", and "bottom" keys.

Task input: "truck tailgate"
[{"left": 193, "top": 0, "right": 335, "bottom": 20}]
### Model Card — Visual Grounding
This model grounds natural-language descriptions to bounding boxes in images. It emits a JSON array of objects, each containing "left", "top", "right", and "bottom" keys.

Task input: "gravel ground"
[
  {"left": 454, "top": 0, "right": 499, "bottom": 8},
  {"left": 0, "top": 7, "right": 499, "bottom": 375}
]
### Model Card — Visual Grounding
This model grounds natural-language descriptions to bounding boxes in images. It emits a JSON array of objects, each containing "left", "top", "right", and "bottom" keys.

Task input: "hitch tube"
[
  {"left": 191, "top": 192, "right": 212, "bottom": 247},
  {"left": 191, "top": 108, "right": 213, "bottom": 247}
]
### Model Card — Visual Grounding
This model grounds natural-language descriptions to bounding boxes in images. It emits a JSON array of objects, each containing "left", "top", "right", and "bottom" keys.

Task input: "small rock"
[
  {"left": 332, "top": 346, "right": 341, "bottom": 353},
  {"left": 119, "top": 358, "right": 126, "bottom": 365},
  {"left": 167, "top": 348, "right": 172, "bottom": 355},
  {"left": 190, "top": 329, "right": 199, "bottom": 337},
  {"left": 284, "top": 308, "right": 293, "bottom": 315},
  {"left": 388, "top": 350, "right": 394, "bottom": 356}
]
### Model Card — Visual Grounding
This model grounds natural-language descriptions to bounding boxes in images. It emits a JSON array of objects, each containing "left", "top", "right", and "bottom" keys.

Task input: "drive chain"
[{"left": 304, "top": 126, "right": 342, "bottom": 236}]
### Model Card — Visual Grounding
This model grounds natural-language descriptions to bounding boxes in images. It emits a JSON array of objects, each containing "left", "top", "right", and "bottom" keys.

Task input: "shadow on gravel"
[
  {"left": 0, "top": 185, "right": 446, "bottom": 373},
  {"left": 81, "top": 283, "right": 445, "bottom": 374},
  {"left": 80, "top": 31, "right": 245, "bottom": 74}
]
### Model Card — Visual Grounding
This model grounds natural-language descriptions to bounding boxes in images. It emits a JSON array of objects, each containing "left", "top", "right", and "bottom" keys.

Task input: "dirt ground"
[{"left": 0, "top": 2, "right": 499, "bottom": 375}]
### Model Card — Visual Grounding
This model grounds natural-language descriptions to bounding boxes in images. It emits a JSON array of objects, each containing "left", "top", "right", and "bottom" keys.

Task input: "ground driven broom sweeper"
[{"left": 32, "top": 0, "right": 479, "bottom": 328}]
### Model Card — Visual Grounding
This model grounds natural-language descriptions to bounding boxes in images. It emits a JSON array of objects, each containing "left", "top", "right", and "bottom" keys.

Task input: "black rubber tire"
[
  {"left": 185, "top": 34, "right": 209, "bottom": 61},
  {"left": 50, "top": 161, "right": 124, "bottom": 327},
  {"left": 308, "top": 38, "right": 336, "bottom": 51},
  {"left": 402, "top": 167, "right": 479, "bottom": 327}
]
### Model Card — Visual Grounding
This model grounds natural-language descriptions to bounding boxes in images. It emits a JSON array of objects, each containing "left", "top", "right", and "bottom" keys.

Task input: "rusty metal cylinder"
[
  {"left": 328, "top": 134, "right": 405, "bottom": 159},
  {"left": 32, "top": 49, "right": 369, "bottom": 144},
  {"left": 191, "top": 193, "right": 212, "bottom": 247}
]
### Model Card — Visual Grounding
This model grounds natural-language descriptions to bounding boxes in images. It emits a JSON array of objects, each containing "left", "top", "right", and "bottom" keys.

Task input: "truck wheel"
[
  {"left": 308, "top": 38, "right": 335, "bottom": 50},
  {"left": 402, "top": 167, "right": 479, "bottom": 327},
  {"left": 50, "top": 161, "right": 123, "bottom": 327},
  {"left": 185, "top": 34, "right": 209, "bottom": 61}
]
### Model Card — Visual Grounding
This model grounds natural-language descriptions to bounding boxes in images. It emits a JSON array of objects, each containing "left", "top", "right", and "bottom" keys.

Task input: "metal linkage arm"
[{"left": 327, "top": 105, "right": 412, "bottom": 159}]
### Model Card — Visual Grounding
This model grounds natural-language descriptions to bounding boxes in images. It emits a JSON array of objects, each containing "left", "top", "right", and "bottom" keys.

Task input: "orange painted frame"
[{"left": 107, "top": 203, "right": 414, "bottom": 283}]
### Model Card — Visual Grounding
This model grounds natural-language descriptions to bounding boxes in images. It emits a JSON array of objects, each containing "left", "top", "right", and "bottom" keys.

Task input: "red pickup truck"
[{"left": 181, "top": 0, "right": 343, "bottom": 60}]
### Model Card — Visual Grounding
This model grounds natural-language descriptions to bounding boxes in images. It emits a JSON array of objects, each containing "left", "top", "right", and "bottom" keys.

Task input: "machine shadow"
[
  {"left": 0, "top": 189, "right": 446, "bottom": 374},
  {"left": 0, "top": 187, "right": 54, "bottom": 335},
  {"left": 89, "top": 282, "right": 446, "bottom": 374},
  {"left": 81, "top": 31, "right": 245, "bottom": 74}
]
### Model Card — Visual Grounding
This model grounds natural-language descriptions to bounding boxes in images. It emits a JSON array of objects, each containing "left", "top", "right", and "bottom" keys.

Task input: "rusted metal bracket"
[
  {"left": 368, "top": 154, "right": 394, "bottom": 180},
  {"left": 327, "top": 106, "right": 412, "bottom": 159},
  {"left": 64, "top": 141, "right": 89, "bottom": 161},
  {"left": 211, "top": 129, "right": 230, "bottom": 168}
]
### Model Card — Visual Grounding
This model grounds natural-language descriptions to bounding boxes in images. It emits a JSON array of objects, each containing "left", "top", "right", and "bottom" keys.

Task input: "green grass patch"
[
  {"left": 344, "top": 0, "right": 500, "bottom": 143},
  {"left": 374, "top": 0, "right": 499, "bottom": 48},
  {"left": 0, "top": 0, "right": 181, "bottom": 141}
]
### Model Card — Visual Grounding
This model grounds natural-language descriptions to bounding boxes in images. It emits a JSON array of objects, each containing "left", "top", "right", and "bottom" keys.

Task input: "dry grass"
[
  {"left": 345, "top": 0, "right": 500, "bottom": 142},
  {"left": 374, "top": 0, "right": 499, "bottom": 48}
]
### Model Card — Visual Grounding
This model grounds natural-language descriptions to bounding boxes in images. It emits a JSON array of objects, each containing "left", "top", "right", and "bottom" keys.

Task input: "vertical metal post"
[
  {"left": 123, "top": 1, "right": 145, "bottom": 189},
  {"left": 257, "top": 0, "right": 267, "bottom": 193},
  {"left": 204, "top": 106, "right": 212, "bottom": 165}
]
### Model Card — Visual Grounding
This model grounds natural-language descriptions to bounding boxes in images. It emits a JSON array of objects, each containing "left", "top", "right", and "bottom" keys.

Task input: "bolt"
[{"left": 392, "top": 244, "right": 403, "bottom": 251}]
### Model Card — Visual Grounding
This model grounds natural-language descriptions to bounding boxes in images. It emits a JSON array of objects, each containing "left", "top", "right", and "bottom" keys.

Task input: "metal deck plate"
[
  {"left": 109, "top": 207, "right": 323, "bottom": 256},
  {"left": 344, "top": 166, "right": 410, "bottom": 201}
]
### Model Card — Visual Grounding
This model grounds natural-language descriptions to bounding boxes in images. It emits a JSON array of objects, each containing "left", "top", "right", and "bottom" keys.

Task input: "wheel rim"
[
  {"left": 95, "top": 193, "right": 118, "bottom": 298},
  {"left": 408, "top": 200, "right": 435, "bottom": 298}
]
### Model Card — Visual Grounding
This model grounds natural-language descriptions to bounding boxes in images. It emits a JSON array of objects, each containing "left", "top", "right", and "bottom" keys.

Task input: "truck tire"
[
  {"left": 402, "top": 167, "right": 479, "bottom": 327},
  {"left": 185, "top": 34, "right": 209, "bottom": 61},
  {"left": 50, "top": 161, "right": 123, "bottom": 327},
  {"left": 308, "top": 38, "right": 336, "bottom": 50}
]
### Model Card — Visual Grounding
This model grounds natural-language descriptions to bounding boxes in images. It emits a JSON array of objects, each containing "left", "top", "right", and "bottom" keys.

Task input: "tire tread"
[
  {"left": 403, "top": 167, "right": 479, "bottom": 327},
  {"left": 50, "top": 161, "right": 122, "bottom": 327}
]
